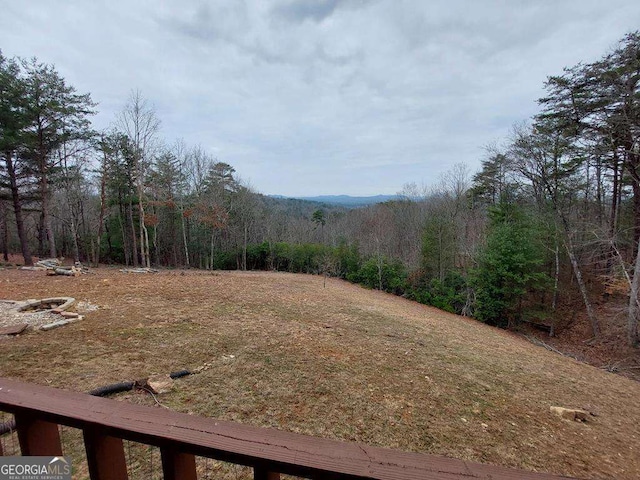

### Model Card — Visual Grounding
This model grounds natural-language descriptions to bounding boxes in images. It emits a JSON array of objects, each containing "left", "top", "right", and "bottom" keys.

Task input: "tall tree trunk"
[
  {"left": 118, "top": 194, "right": 130, "bottom": 266},
  {"left": 607, "top": 150, "right": 620, "bottom": 272},
  {"left": 595, "top": 160, "right": 603, "bottom": 226},
  {"left": 549, "top": 236, "right": 560, "bottom": 337},
  {"left": 552, "top": 239, "right": 560, "bottom": 312},
  {"left": 5, "top": 153, "right": 33, "bottom": 266},
  {"left": 564, "top": 234, "right": 599, "bottom": 338},
  {"left": 105, "top": 220, "right": 114, "bottom": 260},
  {"left": 37, "top": 212, "right": 45, "bottom": 257},
  {"left": 153, "top": 223, "right": 159, "bottom": 266},
  {"left": 40, "top": 173, "right": 57, "bottom": 258},
  {"left": 95, "top": 165, "right": 107, "bottom": 267},
  {"left": 143, "top": 223, "right": 150, "bottom": 268},
  {"left": 79, "top": 188, "right": 88, "bottom": 258},
  {"left": 180, "top": 208, "right": 190, "bottom": 267},
  {"left": 36, "top": 125, "right": 56, "bottom": 259},
  {"left": 624, "top": 143, "right": 640, "bottom": 258},
  {"left": 243, "top": 222, "right": 248, "bottom": 271},
  {"left": 70, "top": 216, "right": 80, "bottom": 263},
  {"left": 610, "top": 150, "right": 620, "bottom": 236},
  {"left": 210, "top": 227, "right": 215, "bottom": 270},
  {"left": 138, "top": 196, "right": 146, "bottom": 267},
  {"left": 633, "top": 180, "right": 640, "bottom": 258},
  {"left": 137, "top": 183, "right": 150, "bottom": 268},
  {"left": 628, "top": 238, "right": 640, "bottom": 347},
  {"left": 90, "top": 238, "right": 96, "bottom": 266},
  {"left": 626, "top": 143, "right": 640, "bottom": 345},
  {"left": 128, "top": 198, "right": 139, "bottom": 267},
  {"left": 0, "top": 201, "right": 8, "bottom": 262},
  {"left": 63, "top": 171, "right": 82, "bottom": 263}
]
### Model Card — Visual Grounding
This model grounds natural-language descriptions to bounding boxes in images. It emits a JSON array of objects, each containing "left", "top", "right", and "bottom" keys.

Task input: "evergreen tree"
[
  {"left": 472, "top": 202, "right": 549, "bottom": 328},
  {"left": 20, "top": 57, "right": 95, "bottom": 257},
  {"left": 0, "top": 52, "right": 33, "bottom": 265}
]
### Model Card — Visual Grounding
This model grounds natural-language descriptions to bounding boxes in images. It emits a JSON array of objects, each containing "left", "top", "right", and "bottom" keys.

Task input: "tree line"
[{"left": 1, "top": 32, "right": 639, "bottom": 346}]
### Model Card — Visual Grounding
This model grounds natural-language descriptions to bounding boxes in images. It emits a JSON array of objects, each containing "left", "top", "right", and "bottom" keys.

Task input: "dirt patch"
[
  {"left": 0, "top": 267, "right": 639, "bottom": 479},
  {"left": 524, "top": 301, "right": 640, "bottom": 381}
]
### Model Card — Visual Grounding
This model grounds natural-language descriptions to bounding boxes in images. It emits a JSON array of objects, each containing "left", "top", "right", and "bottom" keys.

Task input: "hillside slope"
[{"left": 0, "top": 269, "right": 638, "bottom": 479}]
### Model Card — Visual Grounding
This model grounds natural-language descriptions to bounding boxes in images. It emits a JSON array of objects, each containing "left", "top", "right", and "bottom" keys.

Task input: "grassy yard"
[{"left": 0, "top": 268, "right": 638, "bottom": 479}]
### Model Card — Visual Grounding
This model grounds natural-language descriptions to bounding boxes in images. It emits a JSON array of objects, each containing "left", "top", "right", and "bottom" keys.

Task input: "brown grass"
[{"left": 1, "top": 268, "right": 639, "bottom": 479}]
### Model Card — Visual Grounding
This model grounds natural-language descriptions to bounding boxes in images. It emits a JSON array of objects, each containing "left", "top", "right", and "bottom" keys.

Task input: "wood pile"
[
  {"left": 20, "top": 258, "right": 90, "bottom": 276},
  {"left": 45, "top": 261, "right": 90, "bottom": 276},
  {"left": 36, "top": 258, "right": 63, "bottom": 269}
]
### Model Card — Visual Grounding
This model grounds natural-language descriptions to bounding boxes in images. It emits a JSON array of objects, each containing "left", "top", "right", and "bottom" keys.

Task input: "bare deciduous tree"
[{"left": 117, "top": 90, "right": 160, "bottom": 268}]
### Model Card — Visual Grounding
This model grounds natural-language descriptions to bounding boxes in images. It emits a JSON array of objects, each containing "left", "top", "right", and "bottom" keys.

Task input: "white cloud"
[{"left": 1, "top": 0, "right": 639, "bottom": 195}]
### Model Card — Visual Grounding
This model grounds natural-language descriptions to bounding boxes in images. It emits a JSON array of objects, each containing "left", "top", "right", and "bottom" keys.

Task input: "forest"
[{"left": 1, "top": 32, "right": 639, "bottom": 347}]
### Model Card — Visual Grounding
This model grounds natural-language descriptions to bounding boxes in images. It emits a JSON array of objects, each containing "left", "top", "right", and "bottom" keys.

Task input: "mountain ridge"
[{"left": 269, "top": 194, "right": 400, "bottom": 207}]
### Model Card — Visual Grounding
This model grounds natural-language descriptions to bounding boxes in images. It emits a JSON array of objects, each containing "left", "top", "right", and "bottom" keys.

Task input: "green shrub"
[
  {"left": 406, "top": 270, "right": 468, "bottom": 314},
  {"left": 334, "top": 239, "right": 361, "bottom": 279},
  {"left": 351, "top": 256, "right": 407, "bottom": 294}
]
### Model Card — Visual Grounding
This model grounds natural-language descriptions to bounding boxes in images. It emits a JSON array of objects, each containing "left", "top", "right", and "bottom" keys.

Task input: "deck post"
[
  {"left": 83, "top": 426, "right": 128, "bottom": 480},
  {"left": 254, "top": 466, "right": 281, "bottom": 480},
  {"left": 14, "top": 414, "right": 63, "bottom": 456},
  {"left": 160, "top": 448, "right": 197, "bottom": 480}
]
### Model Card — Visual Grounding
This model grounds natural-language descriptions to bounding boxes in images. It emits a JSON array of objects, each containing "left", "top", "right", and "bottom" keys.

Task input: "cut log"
[
  {"left": 53, "top": 267, "right": 80, "bottom": 276},
  {"left": 120, "top": 268, "right": 159, "bottom": 274}
]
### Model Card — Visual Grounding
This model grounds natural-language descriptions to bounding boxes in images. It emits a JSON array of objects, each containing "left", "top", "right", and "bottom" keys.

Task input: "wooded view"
[{"left": 1, "top": 31, "right": 640, "bottom": 352}]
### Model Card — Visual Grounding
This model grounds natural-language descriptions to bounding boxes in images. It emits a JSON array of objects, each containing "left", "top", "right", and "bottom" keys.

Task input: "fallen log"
[
  {"left": 120, "top": 267, "right": 159, "bottom": 274},
  {"left": 53, "top": 267, "right": 80, "bottom": 276},
  {"left": 46, "top": 265, "right": 89, "bottom": 276}
]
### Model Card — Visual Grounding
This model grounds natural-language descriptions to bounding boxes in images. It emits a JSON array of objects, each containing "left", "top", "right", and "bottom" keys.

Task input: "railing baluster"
[
  {"left": 254, "top": 466, "right": 280, "bottom": 480},
  {"left": 83, "top": 427, "right": 128, "bottom": 480},
  {"left": 160, "top": 448, "right": 197, "bottom": 480},
  {"left": 14, "top": 414, "right": 63, "bottom": 456}
]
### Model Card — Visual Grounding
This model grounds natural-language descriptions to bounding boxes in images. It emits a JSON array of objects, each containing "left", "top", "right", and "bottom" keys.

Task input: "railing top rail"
[{"left": 0, "top": 377, "right": 575, "bottom": 480}]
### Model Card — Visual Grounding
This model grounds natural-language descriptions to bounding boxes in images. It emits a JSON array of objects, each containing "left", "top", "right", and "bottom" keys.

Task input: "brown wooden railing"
[{"left": 0, "top": 377, "right": 575, "bottom": 480}]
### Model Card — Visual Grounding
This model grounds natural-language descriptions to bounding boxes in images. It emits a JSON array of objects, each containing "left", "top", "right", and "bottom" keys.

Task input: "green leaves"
[
  {"left": 471, "top": 202, "right": 550, "bottom": 327},
  {"left": 311, "top": 209, "right": 326, "bottom": 227},
  {"left": 350, "top": 256, "right": 406, "bottom": 294}
]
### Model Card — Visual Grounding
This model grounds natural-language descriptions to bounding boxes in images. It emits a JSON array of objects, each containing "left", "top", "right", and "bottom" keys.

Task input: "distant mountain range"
[{"left": 270, "top": 194, "right": 400, "bottom": 207}]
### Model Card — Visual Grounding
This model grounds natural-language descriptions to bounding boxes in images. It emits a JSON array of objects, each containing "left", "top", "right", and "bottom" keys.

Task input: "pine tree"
[{"left": 472, "top": 202, "right": 549, "bottom": 328}]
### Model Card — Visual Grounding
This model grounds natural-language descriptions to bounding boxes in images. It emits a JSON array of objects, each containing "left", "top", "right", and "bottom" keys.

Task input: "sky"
[{"left": 1, "top": 1, "right": 639, "bottom": 196}]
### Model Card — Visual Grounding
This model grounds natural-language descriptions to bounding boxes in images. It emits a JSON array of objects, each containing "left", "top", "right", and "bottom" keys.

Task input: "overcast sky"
[{"left": 1, "top": 1, "right": 639, "bottom": 196}]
